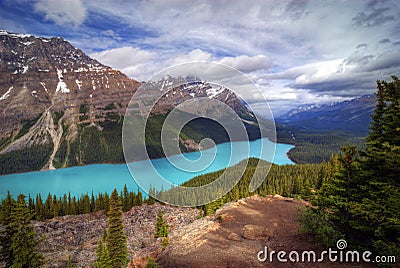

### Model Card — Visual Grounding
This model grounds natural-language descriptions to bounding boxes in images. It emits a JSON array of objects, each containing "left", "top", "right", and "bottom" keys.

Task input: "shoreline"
[{"left": 0, "top": 137, "right": 295, "bottom": 200}]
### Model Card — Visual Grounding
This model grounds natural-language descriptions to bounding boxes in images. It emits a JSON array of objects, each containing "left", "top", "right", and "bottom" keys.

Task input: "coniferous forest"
[
  {"left": 299, "top": 76, "right": 400, "bottom": 260},
  {"left": 0, "top": 184, "right": 143, "bottom": 222}
]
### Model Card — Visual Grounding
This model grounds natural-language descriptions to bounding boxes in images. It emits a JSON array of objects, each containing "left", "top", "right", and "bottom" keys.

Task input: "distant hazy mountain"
[{"left": 277, "top": 95, "right": 376, "bottom": 136}]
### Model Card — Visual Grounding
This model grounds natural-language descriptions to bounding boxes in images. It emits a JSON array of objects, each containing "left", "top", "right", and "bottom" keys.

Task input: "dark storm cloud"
[
  {"left": 379, "top": 38, "right": 391, "bottom": 44},
  {"left": 285, "top": 0, "right": 309, "bottom": 21},
  {"left": 352, "top": 5, "right": 395, "bottom": 28},
  {"left": 356, "top": 43, "right": 368, "bottom": 49},
  {"left": 364, "top": 52, "right": 400, "bottom": 71}
]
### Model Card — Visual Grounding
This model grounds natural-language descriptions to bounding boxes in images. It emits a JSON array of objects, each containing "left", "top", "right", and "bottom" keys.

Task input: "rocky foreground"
[
  {"left": 3, "top": 195, "right": 373, "bottom": 268},
  {"left": 158, "top": 195, "right": 376, "bottom": 268},
  {"left": 32, "top": 203, "right": 199, "bottom": 267}
]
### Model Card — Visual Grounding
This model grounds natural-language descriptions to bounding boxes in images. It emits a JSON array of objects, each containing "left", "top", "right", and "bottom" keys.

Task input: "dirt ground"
[{"left": 157, "top": 195, "right": 377, "bottom": 268}]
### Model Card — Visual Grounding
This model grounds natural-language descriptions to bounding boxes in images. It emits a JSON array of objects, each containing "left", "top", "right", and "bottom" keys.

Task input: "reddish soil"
[{"left": 157, "top": 195, "right": 377, "bottom": 268}]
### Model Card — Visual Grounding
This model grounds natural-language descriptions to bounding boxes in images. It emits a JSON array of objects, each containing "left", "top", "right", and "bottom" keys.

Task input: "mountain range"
[
  {"left": 0, "top": 30, "right": 377, "bottom": 174},
  {"left": 0, "top": 31, "right": 259, "bottom": 175},
  {"left": 277, "top": 94, "right": 376, "bottom": 136}
]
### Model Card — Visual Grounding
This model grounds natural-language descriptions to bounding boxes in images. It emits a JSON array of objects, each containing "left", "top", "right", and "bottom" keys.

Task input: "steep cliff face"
[
  {"left": 0, "top": 31, "right": 260, "bottom": 174},
  {"left": 0, "top": 30, "right": 140, "bottom": 140}
]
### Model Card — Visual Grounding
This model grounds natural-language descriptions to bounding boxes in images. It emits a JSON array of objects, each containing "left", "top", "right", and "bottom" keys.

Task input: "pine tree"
[
  {"left": 35, "top": 193, "right": 44, "bottom": 221},
  {"left": 95, "top": 193, "right": 103, "bottom": 212},
  {"left": 67, "top": 192, "right": 72, "bottom": 215},
  {"left": 45, "top": 193, "right": 53, "bottom": 219},
  {"left": 70, "top": 196, "right": 77, "bottom": 215},
  {"left": 147, "top": 186, "right": 156, "bottom": 205},
  {"left": 81, "top": 194, "right": 91, "bottom": 214},
  {"left": 28, "top": 194, "right": 35, "bottom": 213},
  {"left": 91, "top": 192, "right": 96, "bottom": 212},
  {"left": 350, "top": 76, "right": 400, "bottom": 256},
  {"left": 52, "top": 194, "right": 59, "bottom": 217},
  {"left": 122, "top": 184, "right": 129, "bottom": 212},
  {"left": 154, "top": 210, "right": 169, "bottom": 238},
  {"left": 0, "top": 191, "right": 14, "bottom": 223},
  {"left": 301, "top": 76, "right": 400, "bottom": 257},
  {"left": 103, "top": 193, "right": 110, "bottom": 216},
  {"left": 0, "top": 191, "right": 15, "bottom": 266},
  {"left": 106, "top": 189, "right": 128, "bottom": 267},
  {"left": 309, "top": 146, "right": 360, "bottom": 244},
  {"left": 136, "top": 191, "right": 143, "bottom": 206},
  {"left": 1, "top": 194, "right": 45, "bottom": 267},
  {"left": 95, "top": 236, "right": 112, "bottom": 268}
]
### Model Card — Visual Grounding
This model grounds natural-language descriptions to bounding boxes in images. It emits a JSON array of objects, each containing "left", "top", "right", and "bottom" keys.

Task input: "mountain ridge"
[
  {"left": 277, "top": 94, "right": 376, "bottom": 136},
  {"left": 0, "top": 30, "right": 260, "bottom": 175}
]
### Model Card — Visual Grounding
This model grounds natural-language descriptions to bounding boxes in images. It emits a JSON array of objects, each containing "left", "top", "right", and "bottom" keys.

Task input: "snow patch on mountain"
[
  {"left": 76, "top": 80, "right": 82, "bottom": 90},
  {"left": 55, "top": 69, "right": 70, "bottom": 93},
  {"left": 0, "top": 30, "right": 32, "bottom": 38},
  {"left": 206, "top": 86, "right": 225, "bottom": 99},
  {"left": 21, "top": 65, "right": 28, "bottom": 74},
  {"left": 39, "top": 82, "right": 48, "bottom": 92},
  {"left": 0, "top": 86, "right": 13, "bottom": 101}
]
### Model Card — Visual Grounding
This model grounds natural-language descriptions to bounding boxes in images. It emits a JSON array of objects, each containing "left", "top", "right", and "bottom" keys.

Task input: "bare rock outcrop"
[
  {"left": 241, "top": 224, "right": 270, "bottom": 240},
  {"left": 30, "top": 203, "right": 199, "bottom": 267}
]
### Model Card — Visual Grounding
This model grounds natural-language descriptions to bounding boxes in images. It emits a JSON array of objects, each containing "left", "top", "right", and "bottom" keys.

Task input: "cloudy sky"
[{"left": 1, "top": 0, "right": 400, "bottom": 115}]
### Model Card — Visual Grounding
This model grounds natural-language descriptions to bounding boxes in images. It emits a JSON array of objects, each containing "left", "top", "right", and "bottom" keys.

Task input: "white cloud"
[
  {"left": 169, "top": 49, "right": 214, "bottom": 65},
  {"left": 218, "top": 55, "right": 272, "bottom": 73},
  {"left": 90, "top": 47, "right": 157, "bottom": 70},
  {"left": 34, "top": 0, "right": 87, "bottom": 27},
  {"left": 262, "top": 41, "right": 400, "bottom": 99},
  {"left": 265, "top": 59, "right": 344, "bottom": 81},
  {"left": 81, "top": 1, "right": 400, "bottom": 69},
  {"left": 91, "top": 48, "right": 213, "bottom": 81},
  {"left": 90, "top": 45, "right": 273, "bottom": 83},
  {"left": 78, "top": 0, "right": 400, "bottom": 112}
]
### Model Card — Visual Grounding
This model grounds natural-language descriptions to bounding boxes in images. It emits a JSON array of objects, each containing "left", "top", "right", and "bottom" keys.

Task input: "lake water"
[{"left": 0, "top": 138, "right": 294, "bottom": 200}]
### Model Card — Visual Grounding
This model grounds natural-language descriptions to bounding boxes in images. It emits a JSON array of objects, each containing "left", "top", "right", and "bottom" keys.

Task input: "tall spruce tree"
[
  {"left": 95, "top": 236, "right": 112, "bottom": 268},
  {"left": 309, "top": 146, "right": 359, "bottom": 245},
  {"left": 303, "top": 76, "right": 400, "bottom": 258},
  {"left": 106, "top": 189, "right": 128, "bottom": 267},
  {"left": 350, "top": 76, "right": 400, "bottom": 256},
  {"left": 0, "top": 194, "right": 45, "bottom": 267},
  {"left": 0, "top": 191, "right": 15, "bottom": 266}
]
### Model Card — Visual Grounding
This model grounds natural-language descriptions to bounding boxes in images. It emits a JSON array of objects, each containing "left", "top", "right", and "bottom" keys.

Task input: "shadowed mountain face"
[
  {"left": 277, "top": 95, "right": 376, "bottom": 136},
  {"left": 0, "top": 31, "right": 261, "bottom": 174}
]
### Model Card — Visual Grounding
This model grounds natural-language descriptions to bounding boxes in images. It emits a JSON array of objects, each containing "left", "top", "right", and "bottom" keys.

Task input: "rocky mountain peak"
[{"left": 0, "top": 30, "right": 140, "bottom": 140}]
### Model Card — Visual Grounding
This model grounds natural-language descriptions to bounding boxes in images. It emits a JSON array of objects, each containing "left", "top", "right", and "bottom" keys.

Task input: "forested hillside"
[
  {"left": 277, "top": 125, "right": 366, "bottom": 164},
  {"left": 276, "top": 94, "right": 376, "bottom": 164},
  {"left": 277, "top": 94, "right": 376, "bottom": 136},
  {"left": 300, "top": 76, "right": 400, "bottom": 264},
  {"left": 156, "top": 157, "right": 335, "bottom": 214}
]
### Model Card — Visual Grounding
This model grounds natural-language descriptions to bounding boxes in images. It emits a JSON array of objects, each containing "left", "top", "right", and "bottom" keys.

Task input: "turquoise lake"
[{"left": 0, "top": 138, "right": 294, "bottom": 200}]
